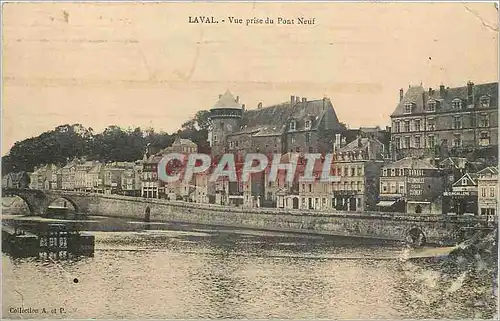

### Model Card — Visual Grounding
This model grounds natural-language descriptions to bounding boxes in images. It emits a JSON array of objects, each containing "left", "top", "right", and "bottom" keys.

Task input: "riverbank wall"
[{"left": 78, "top": 193, "right": 460, "bottom": 245}]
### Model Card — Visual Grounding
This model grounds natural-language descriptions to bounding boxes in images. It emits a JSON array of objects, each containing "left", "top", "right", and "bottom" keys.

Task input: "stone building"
[
  {"left": 120, "top": 162, "right": 142, "bottom": 196},
  {"left": 390, "top": 81, "right": 498, "bottom": 161},
  {"left": 141, "top": 151, "right": 164, "bottom": 199},
  {"left": 61, "top": 159, "right": 79, "bottom": 190},
  {"left": 331, "top": 136, "right": 387, "bottom": 212},
  {"left": 208, "top": 90, "right": 346, "bottom": 204},
  {"left": 378, "top": 157, "right": 444, "bottom": 214},
  {"left": 29, "top": 164, "right": 58, "bottom": 190},
  {"left": 141, "top": 138, "right": 198, "bottom": 200},
  {"left": 477, "top": 166, "right": 498, "bottom": 219}
]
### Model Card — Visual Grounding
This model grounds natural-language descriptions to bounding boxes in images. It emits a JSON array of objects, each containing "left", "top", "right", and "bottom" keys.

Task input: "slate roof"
[
  {"left": 234, "top": 98, "right": 341, "bottom": 137},
  {"left": 383, "top": 157, "right": 437, "bottom": 170},
  {"left": 392, "top": 82, "right": 498, "bottom": 117},
  {"left": 338, "top": 137, "right": 383, "bottom": 153},
  {"left": 212, "top": 90, "right": 241, "bottom": 109}
]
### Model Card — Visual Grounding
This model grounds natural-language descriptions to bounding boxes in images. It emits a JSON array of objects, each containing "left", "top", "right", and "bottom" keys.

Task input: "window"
[
  {"left": 289, "top": 120, "right": 296, "bottom": 131},
  {"left": 427, "top": 101, "right": 436, "bottom": 112},
  {"left": 404, "top": 136, "right": 410, "bottom": 148},
  {"left": 382, "top": 182, "right": 388, "bottom": 193},
  {"left": 305, "top": 119, "right": 312, "bottom": 130},
  {"left": 399, "top": 183, "right": 405, "bottom": 194},
  {"left": 490, "top": 188, "right": 495, "bottom": 198},
  {"left": 302, "top": 184, "right": 305, "bottom": 192},
  {"left": 395, "top": 137, "right": 401, "bottom": 149},
  {"left": 453, "top": 134, "right": 461, "bottom": 147},
  {"left": 480, "top": 114, "right": 490, "bottom": 127},
  {"left": 383, "top": 169, "right": 388, "bottom": 176},
  {"left": 480, "top": 96, "right": 490, "bottom": 108},
  {"left": 399, "top": 168, "right": 404, "bottom": 176},
  {"left": 414, "top": 136, "right": 421, "bottom": 148},
  {"left": 395, "top": 121, "right": 401, "bottom": 133},
  {"left": 427, "top": 119, "right": 435, "bottom": 131},
  {"left": 427, "top": 135, "right": 435, "bottom": 148},
  {"left": 351, "top": 168, "right": 356, "bottom": 176},
  {"left": 452, "top": 99, "right": 462, "bottom": 109},
  {"left": 480, "top": 132, "right": 490, "bottom": 146},
  {"left": 404, "top": 103, "right": 412, "bottom": 114},
  {"left": 305, "top": 133, "right": 310, "bottom": 143},
  {"left": 403, "top": 121, "right": 410, "bottom": 132},
  {"left": 453, "top": 117, "right": 462, "bottom": 129},
  {"left": 390, "top": 183, "right": 396, "bottom": 193},
  {"left": 291, "top": 136, "right": 296, "bottom": 145},
  {"left": 308, "top": 184, "right": 312, "bottom": 192},
  {"left": 414, "top": 119, "right": 421, "bottom": 132},
  {"left": 482, "top": 187, "right": 486, "bottom": 197},
  {"left": 391, "top": 169, "right": 395, "bottom": 176},
  {"left": 357, "top": 167, "right": 362, "bottom": 176},
  {"left": 229, "top": 141, "right": 234, "bottom": 149}
]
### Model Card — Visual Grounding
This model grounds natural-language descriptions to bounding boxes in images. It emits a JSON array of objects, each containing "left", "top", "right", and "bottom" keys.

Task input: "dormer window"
[
  {"left": 452, "top": 98, "right": 462, "bottom": 109},
  {"left": 304, "top": 119, "right": 312, "bottom": 130},
  {"left": 427, "top": 101, "right": 436, "bottom": 112},
  {"left": 289, "top": 120, "right": 297, "bottom": 131},
  {"left": 480, "top": 96, "right": 490, "bottom": 108},
  {"left": 404, "top": 103, "right": 412, "bottom": 114}
]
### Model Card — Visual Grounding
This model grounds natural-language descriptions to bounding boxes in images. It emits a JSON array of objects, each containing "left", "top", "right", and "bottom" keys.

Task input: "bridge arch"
[
  {"left": 47, "top": 196, "right": 80, "bottom": 213},
  {"left": 2, "top": 193, "right": 35, "bottom": 215},
  {"left": 405, "top": 225, "right": 427, "bottom": 247}
]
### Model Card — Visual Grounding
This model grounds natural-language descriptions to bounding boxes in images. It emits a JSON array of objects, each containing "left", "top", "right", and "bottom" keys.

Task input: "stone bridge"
[
  {"left": 2, "top": 188, "right": 495, "bottom": 246},
  {"left": 2, "top": 188, "right": 92, "bottom": 216}
]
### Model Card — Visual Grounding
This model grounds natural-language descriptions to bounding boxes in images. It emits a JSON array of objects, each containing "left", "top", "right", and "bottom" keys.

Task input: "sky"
[{"left": 2, "top": 2, "right": 498, "bottom": 155}]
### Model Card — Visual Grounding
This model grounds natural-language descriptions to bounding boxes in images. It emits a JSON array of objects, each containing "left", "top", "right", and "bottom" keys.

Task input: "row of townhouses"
[
  {"left": 20, "top": 81, "right": 498, "bottom": 218},
  {"left": 29, "top": 160, "right": 142, "bottom": 196}
]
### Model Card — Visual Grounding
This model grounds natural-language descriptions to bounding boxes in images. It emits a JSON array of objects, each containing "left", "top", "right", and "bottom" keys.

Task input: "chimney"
[
  {"left": 357, "top": 136, "right": 362, "bottom": 147},
  {"left": 290, "top": 95, "right": 295, "bottom": 106},
  {"left": 302, "top": 97, "right": 307, "bottom": 103},
  {"left": 439, "top": 84, "right": 446, "bottom": 98},
  {"left": 399, "top": 88, "right": 404, "bottom": 102},
  {"left": 257, "top": 102, "right": 263, "bottom": 109},
  {"left": 219, "top": 94, "right": 222, "bottom": 99},
  {"left": 467, "top": 81, "right": 474, "bottom": 105},
  {"left": 428, "top": 87, "right": 433, "bottom": 96},
  {"left": 334, "top": 133, "right": 341, "bottom": 151},
  {"left": 242, "top": 104, "right": 246, "bottom": 112},
  {"left": 236, "top": 96, "right": 239, "bottom": 103}
]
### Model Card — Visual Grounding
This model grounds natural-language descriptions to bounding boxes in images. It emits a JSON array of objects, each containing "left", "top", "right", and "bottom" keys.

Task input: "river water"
[{"left": 2, "top": 215, "right": 498, "bottom": 319}]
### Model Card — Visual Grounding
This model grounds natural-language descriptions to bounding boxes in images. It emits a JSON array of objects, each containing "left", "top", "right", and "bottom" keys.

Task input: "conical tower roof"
[{"left": 212, "top": 90, "right": 241, "bottom": 109}]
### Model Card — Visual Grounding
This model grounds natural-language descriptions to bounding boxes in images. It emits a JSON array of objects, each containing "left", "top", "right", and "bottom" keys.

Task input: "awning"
[
  {"left": 407, "top": 201, "right": 431, "bottom": 204},
  {"left": 377, "top": 200, "right": 396, "bottom": 207}
]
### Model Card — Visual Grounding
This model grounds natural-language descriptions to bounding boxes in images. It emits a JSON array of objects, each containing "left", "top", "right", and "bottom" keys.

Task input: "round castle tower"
[{"left": 209, "top": 90, "right": 243, "bottom": 156}]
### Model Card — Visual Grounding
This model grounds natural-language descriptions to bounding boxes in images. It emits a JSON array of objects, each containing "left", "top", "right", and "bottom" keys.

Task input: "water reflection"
[{"left": 2, "top": 215, "right": 497, "bottom": 319}]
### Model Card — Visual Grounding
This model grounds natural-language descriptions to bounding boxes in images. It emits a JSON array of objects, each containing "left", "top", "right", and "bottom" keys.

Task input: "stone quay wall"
[{"left": 78, "top": 193, "right": 459, "bottom": 245}]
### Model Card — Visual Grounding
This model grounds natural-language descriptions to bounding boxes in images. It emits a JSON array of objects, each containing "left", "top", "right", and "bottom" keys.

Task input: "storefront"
[{"left": 443, "top": 191, "right": 478, "bottom": 215}]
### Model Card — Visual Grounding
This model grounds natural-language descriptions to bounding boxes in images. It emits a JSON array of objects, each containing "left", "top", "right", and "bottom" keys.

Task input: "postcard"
[{"left": 2, "top": 1, "right": 499, "bottom": 319}]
